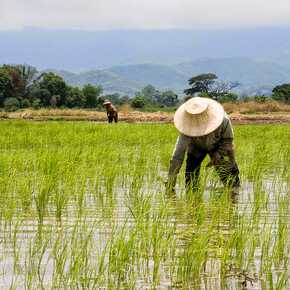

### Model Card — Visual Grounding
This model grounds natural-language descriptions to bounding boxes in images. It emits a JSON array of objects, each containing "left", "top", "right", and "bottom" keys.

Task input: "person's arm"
[
  {"left": 167, "top": 134, "right": 191, "bottom": 191},
  {"left": 213, "top": 116, "right": 236, "bottom": 166}
]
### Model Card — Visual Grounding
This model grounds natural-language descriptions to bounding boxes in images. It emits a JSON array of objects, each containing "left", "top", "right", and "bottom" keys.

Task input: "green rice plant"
[{"left": 0, "top": 121, "right": 288, "bottom": 289}]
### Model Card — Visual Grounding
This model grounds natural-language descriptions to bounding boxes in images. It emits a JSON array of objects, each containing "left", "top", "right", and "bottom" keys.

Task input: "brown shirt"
[{"left": 106, "top": 104, "right": 118, "bottom": 117}]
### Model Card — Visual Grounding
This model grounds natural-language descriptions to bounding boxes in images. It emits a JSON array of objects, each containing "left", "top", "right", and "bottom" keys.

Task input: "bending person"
[
  {"left": 167, "top": 97, "right": 240, "bottom": 194},
  {"left": 103, "top": 100, "right": 118, "bottom": 123}
]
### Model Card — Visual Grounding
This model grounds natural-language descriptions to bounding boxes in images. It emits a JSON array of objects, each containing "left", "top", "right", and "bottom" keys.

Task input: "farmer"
[
  {"left": 103, "top": 100, "right": 118, "bottom": 123},
  {"left": 166, "top": 97, "right": 240, "bottom": 194}
]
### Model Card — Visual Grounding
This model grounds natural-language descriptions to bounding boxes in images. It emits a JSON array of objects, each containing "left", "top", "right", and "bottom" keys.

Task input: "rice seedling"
[{"left": 0, "top": 121, "right": 288, "bottom": 289}]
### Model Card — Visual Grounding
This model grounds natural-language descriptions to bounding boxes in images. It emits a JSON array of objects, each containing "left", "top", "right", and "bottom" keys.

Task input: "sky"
[{"left": 1, "top": 0, "right": 290, "bottom": 31}]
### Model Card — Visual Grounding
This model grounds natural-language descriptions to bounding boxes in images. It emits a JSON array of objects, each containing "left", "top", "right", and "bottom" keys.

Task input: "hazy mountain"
[
  {"left": 109, "top": 64, "right": 187, "bottom": 89},
  {"left": 2, "top": 27, "right": 289, "bottom": 95},
  {"left": 175, "top": 58, "right": 290, "bottom": 85},
  {"left": 1, "top": 27, "right": 290, "bottom": 70},
  {"left": 48, "top": 58, "right": 290, "bottom": 96},
  {"left": 49, "top": 69, "right": 145, "bottom": 95}
]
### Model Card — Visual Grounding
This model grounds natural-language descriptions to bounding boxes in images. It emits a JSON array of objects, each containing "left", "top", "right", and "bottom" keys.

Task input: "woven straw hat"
[
  {"left": 174, "top": 97, "right": 224, "bottom": 137},
  {"left": 103, "top": 100, "right": 112, "bottom": 105}
]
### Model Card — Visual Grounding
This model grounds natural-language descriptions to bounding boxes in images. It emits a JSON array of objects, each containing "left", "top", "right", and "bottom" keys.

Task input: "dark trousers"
[
  {"left": 108, "top": 114, "right": 118, "bottom": 123},
  {"left": 185, "top": 148, "right": 240, "bottom": 191}
]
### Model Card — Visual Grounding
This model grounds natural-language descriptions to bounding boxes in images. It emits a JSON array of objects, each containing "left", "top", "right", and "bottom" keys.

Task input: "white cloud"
[{"left": 0, "top": 0, "right": 290, "bottom": 30}]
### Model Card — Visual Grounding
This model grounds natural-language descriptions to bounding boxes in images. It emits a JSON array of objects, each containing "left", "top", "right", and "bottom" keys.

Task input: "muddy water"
[{"left": 0, "top": 174, "right": 289, "bottom": 290}]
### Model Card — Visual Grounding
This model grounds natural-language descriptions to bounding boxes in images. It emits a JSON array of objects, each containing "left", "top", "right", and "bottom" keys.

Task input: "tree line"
[
  {"left": 0, "top": 64, "right": 180, "bottom": 111},
  {"left": 184, "top": 73, "right": 290, "bottom": 103},
  {"left": 0, "top": 64, "right": 289, "bottom": 112},
  {"left": 0, "top": 64, "right": 104, "bottom": 111}
]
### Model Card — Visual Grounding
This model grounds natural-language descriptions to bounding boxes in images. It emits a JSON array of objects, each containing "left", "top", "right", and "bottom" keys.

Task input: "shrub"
[
  {"left": 272, "top": 84, "right": 290, "bottom": 103},
  {"left": 219, "top": 92, "right": 239, "bottom": 103},
  {"left": 4, "top": 97, "right": 20, "bottom": 112},
  {"left": 131, "top": 96, "right": 146, "bottom": 108},
  {"left": 32, "top": 98, "right": 41, "bottom": 109},
  {"left": 253, "top": 95, "right": 268, "bottom": 103},
  {"left": 20, "top": 99, "right": 31, "bottom": 108}
]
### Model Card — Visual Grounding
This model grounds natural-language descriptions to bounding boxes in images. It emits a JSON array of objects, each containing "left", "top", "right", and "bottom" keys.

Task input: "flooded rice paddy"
[{"left": 0, "top": 121, "right": 289, "bottom": 289}]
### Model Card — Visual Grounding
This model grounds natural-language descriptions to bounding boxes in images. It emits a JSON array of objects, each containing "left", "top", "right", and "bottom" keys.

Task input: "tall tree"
[
  {"left": 17, "top": 65, "right": 38, "bottom": 98},
  {"left": 0, "top": 64, "right": 38, "bottom": 101},
  {"left": 141, "top": 85, "right": 157, "bottom": 102},
  {"left": 38, "top": 72, "right": 67, "bottom": 106},
  {"left": 82, "top": 84, "right": 103, "bottom": 107},
  {"left": 155, "top": 90, "right": 179, "bottom": 107},
  {"left": 209, "top": 80, "right": 240, "bottom": 100},
  {"left": 65, "top": 86, "right": 86, "bottom": 108},
  {"left": 0, "top": 69, "right": 13, "bottom": 105},
  {"left": 272, "top": 84, "right": 290, "bottom": 103},
  {"left": 184, "top": 73, "right": 218, "bottom": 96},
  {"left": 184, "top": 73, "right": 239, "bottom": 101}
]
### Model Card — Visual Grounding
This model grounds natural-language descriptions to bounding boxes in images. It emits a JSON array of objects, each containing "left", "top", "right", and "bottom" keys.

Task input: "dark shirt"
[{"left": 168, "top": 113, "right": 234, "bottom": 185}]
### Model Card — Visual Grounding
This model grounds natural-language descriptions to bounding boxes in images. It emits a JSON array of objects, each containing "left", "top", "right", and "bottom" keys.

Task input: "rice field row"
[{"left": 0, "top": 121, "right": 289, "bottom": 289}]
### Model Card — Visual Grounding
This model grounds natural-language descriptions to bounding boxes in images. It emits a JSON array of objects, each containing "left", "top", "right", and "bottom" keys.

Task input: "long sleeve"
[
  {"left": 217, "top": 116, "right": 234, "bottom": 147},
  {"left": 167, "top": 134, "right": 191, "bottom": 188},
  {"left": 216, "top": 116, "right": 236, "bottom": 166}
]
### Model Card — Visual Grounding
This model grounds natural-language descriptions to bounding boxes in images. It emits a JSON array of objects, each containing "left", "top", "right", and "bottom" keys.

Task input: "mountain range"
[
  {"left": 50, "top": 58, "right": 290, "bottom": 96},
  {"left": 1, "top": 28, "right": 290, "bottom": 95}
]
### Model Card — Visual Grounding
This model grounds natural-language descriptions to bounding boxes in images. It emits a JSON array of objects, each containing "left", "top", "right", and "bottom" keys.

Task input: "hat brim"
[{"left": 174, "top": 98, "right": 224, "bottom": 137}]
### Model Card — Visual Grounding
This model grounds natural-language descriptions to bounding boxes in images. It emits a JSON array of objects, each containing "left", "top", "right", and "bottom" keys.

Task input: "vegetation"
[
  {"left": 0, "top": 65, "right": 180, "bottom": 111},
  {"left": 0, "top": 65, "right": 289, "bottom": 114},
  {"left": 131, "top": 96, "right": 146, "bottom": 108},
  {"left": 0, "top": 65, "right": 103, "bottom": 110},
  {"left": 34, "top": 57, "right": 290, "bottom": 97},
  {"left": 0, "top": 122, "right": 288, "bottom": 289},
  {"left": 184, "top": 73, "right": 240, "bottom": 102},
  {"left": 272, "top": 84, "right": 290, "bottom": 103}
]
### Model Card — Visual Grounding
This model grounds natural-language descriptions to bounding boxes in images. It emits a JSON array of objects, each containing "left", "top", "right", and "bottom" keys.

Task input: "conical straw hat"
[{"left": 174, "top": 97, "right": 224, "bottom": 137}]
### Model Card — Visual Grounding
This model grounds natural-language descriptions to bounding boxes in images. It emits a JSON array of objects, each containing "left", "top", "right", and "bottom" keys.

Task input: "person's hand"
[
  {"left": 164, "top": 181, "right": 176, "bottom": 196},
  {"left": 212, "top": 151, "right": 221, "bottom": 165},
  {"left": 207, "top": 151, "right": 221, "bottom": 168}
]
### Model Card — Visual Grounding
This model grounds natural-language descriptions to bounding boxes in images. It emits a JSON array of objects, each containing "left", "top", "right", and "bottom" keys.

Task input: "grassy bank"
[{"left": 0, "top": 101, "right": 290, "bottom": 123}]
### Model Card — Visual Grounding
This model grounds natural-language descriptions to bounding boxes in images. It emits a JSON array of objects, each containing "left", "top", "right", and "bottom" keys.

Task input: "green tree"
[
  {"left": 0, "top": 64, "right": 38, "bottom": 100},
  {"left": 254, "top": 95, "right": 267, "bottom": 103},
  {"left": 32, "top": 99, "right": 41, "bottom": 109},
  {"left": 82, "top": 84, "right": 103, "bottom": 108},
  {"left": 0, "top": 70, "right": 13, "bottom": 105},
  {"left": 217, "top": 92, "right": 239, "bottom": 103},
  {"left": 184, "top": 73, "right": 239, "bottom": 101},
  {"left": 156, "top": 90, "right": 179, "bottom": 107},
  {"left": 119, "top": 95, "right": 130, "bottom": 105},
  {"left": 209, "top": 81, "right": 240, "bottom": 101},
  {"left": 50, "top": 95, "right": 60, "bottom": 108},
  {"left": 16, "top": 65, "right": 38, "bottom": 98},
  {"left": 141, "top": 85, "right": 157, "bottom": 102},
  {"left": 29, "top": 86, "right": 52, "bottom": 106},
  {"left": 184, "top": 73, "right": 218, "bottom": 96},
  {"left": 65, "top": 87, "right": 86, "bottom": 108},
  {"left": 4, "top": 97, "right": 20, "bottom": 112},
  {"left": 131, "top": 96, "right": 146, "bottom": 108},
  {"left": 20, "top": 99, "right": 31, "bottom": 108},
  {"left": 38, "top": 72, "right": 67, "bottom": 106},
  {"left": 272, "top": 84, "right": 290, "bottom": 103}
]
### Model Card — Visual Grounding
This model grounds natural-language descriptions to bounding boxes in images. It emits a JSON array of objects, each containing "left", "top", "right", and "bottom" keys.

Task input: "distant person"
[
  {"left": 166, "top": 97, "right": 240, "bottom": 195},
  {"left": 103, "top": 100, "right": 118, "bottom": 123}
]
